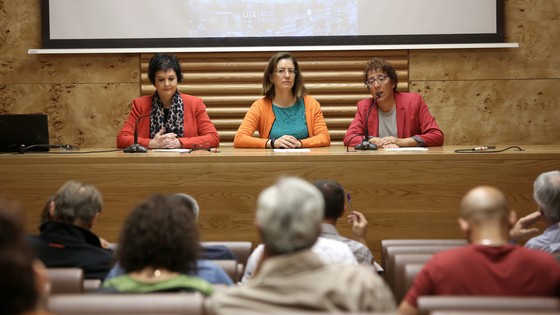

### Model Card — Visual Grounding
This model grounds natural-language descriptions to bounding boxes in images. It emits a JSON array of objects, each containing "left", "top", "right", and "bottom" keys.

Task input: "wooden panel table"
[{"left": 1, "top": 145, "right": 558, "bottom": 260}]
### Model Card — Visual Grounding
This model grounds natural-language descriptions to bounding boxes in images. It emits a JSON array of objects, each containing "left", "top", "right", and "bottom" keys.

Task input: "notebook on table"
[{"left": 0, "top": 113, "right": 50, "bottom": 152}]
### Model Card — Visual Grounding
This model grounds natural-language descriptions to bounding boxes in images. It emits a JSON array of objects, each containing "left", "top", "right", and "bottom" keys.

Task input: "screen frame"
[{"left": 41, "top": 0, "right": 504, "bottom": 50}]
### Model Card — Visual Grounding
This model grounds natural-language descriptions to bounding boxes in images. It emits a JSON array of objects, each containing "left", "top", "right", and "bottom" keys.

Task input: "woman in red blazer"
[
  {"left": 344, "top": 58, "right": 443, "bottom": 148},
  {"left": 117, "top": 54, "right": 219, "bottom": 150}
]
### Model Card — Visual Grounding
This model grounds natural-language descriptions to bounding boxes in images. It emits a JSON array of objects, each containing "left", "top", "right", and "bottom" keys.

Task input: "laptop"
[{"left": 0, "top": 113, "right": 50, "bottom": 152}]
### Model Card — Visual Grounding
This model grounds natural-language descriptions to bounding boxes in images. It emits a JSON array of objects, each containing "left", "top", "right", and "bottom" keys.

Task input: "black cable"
[
  {"left": 454, "top": 146, "right": 525, "bottom": 153},
  {"left": 345, "top": 134, "right": 364, "bottom": 152},
  {"left": 47, "top": 149, "right": 121, "bottom": 154}
]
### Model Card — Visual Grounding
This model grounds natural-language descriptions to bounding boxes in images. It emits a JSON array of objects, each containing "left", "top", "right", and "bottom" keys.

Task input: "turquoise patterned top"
[{"left": 270, "top": 98, "right": 309, "bottom": 139}]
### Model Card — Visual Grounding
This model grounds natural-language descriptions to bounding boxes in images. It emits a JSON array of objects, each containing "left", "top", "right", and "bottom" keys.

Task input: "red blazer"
[
  {"left": 344, "top": 92, "right": 444, "bottom": 147},
  {"left": 116, "top": 93, "right": 219, "bottom": 149}
]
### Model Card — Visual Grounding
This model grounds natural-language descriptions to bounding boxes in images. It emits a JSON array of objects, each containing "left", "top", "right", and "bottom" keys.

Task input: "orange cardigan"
[{"left": 233, "top": 95, "right": 330, "bottom": 148}]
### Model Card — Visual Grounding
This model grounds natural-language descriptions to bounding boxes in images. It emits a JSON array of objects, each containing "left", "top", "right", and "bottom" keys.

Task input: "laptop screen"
[{"left": 0, "top": 113, "right": 50, "bottom": 152}]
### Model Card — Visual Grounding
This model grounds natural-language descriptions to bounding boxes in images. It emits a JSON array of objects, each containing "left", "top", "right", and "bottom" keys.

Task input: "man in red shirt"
[{"left": 399, "top": 185, "right": 560, "bottom": 315}]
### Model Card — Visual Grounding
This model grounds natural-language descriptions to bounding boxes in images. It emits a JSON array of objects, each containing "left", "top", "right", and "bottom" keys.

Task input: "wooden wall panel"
[
  {"left": 409, "top": 0, "right": 560, "bottom": 145},
  {"left": 410, "top": 79, "right": 560, "bottom": 145},
  {"left": 140, "top": 51, "right": 409, "bottom": 145}
]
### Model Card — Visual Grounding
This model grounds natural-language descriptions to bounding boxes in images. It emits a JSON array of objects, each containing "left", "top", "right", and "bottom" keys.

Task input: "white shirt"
[{"left": 241, "top": 236, "right": 357, "bottom": 283}]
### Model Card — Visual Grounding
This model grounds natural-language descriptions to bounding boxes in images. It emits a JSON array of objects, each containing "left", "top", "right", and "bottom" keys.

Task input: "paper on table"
[
  {"left": 384, "top": 147, "right": 429, "bottom": 151},
  {"left": 152, "top": 149, "right": 192, "bottom": 153},
  {"left": 273, "top": 148, "right": 311, "bottom": 153}
]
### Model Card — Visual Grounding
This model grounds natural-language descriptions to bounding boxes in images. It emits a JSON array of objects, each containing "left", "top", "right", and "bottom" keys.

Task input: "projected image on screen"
[{"left": 185, "top": 0, "right": 357, "bottom": 37}]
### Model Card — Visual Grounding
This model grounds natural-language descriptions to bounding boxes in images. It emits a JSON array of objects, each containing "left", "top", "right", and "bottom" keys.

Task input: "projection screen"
[{"left": 41, "top": 0, "right": 504, "bottom": 49}]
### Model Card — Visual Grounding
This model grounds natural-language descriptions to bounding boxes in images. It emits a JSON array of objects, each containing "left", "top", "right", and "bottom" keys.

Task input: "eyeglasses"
[
  {"left": 276, "top": 68, "right": 297, "bottom": 76},
  {"left": 365, "top": 75, "right": 389, "bottom": 87}
]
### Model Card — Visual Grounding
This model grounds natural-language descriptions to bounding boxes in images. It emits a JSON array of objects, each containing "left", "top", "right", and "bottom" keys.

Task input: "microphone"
[
  {"left": 123, "top": 113, "right": 150, "bottom": 153},
  {"left": 354, "top": 93, "right": 380, "bottom": 151}
]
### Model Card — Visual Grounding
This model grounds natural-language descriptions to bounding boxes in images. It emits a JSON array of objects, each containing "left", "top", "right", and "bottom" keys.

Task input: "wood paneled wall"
[{"left": 140, "top": 51, "right": 409, "bottom": 145}]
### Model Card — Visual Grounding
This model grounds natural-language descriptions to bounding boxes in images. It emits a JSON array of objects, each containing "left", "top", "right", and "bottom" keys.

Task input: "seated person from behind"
[
  {"left": 207, "top": 177, "right": 395, "bottom": 314},
  {"left": 233, "top": 52, "right": 330, "bottom": 149},
  {"left": 1, "top": 198, "right": 52, "bottom": 315},
  {"left": 398, "top": 185, "right": 560, "bottom": 315},
  {"left": 343, "top": 57, "right": 443, "bottom": 148},
  {"left": 116, "top": 53, "right": 219, "bottom": 149},
  {"left": 28, "top": 181, "right": 114, "bottom": 280},
  {"left": 314, "top": 179, "right": 382, "bottom": 270},
  {"left": 104, "top": 193, "right": 233, "bottom": 286},
  {"left": 510, "top": 170, "right": 560, "bottom": 253},
  {"left": 102, "top": 194, "right": 213, "bottom": 294}
]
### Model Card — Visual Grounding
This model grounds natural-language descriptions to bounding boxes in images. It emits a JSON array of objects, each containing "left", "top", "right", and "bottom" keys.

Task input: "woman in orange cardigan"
[{"left": 233, "top": 52, "right": 330, "bottom": 149}]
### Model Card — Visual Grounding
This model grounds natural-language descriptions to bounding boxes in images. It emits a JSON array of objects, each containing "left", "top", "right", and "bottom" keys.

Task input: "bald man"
[{"left": 398, "top": 186, "right": 560, "bottom": 315}]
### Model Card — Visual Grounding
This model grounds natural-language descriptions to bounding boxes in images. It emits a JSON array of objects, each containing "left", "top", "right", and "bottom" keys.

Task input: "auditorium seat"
[
  {"left": 417, "top": 296, "right": 560, "bottom": 315},
  {"left": 381, "top": 239, "right": 467, "bottom": 271},
  {"left": 201, "top": 241, "right": 252, "bottom": 267},
  {"left": 391, "top": 254, "right": 431, "bottom": 302},
  {"left": 83, "top": 279, "right": 102, "bottom": 292},
  {"left": 47, "top": 293, "right": 205, "bottom": 315},
  {"left": 431, "top": 311, "right": 560, "bottom": 315},
  {"left": 46, "top": 268, "right": 84, "bottom": 294},
  {"left": 276, "top": 313, "right": 399, "bottom": 315},
  {"left": 384, "top": 245, "right": 462, "bottom": 289},
  {"left": 399, "top": 263, "right": 424, "bottom": 303}
]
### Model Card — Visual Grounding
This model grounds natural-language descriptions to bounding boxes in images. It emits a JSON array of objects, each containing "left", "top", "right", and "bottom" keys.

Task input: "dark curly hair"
[
  {"left": 116, "top": 194, "right": 199, "bottom": 274},
  {"left": 362, "top": 58, "right": 399, "bottom": 93},
  {"left": 148, "top": 54, "right": 183, "bottom": 85}
]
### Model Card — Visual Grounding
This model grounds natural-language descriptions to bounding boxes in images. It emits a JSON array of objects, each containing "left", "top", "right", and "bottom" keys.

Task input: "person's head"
[
  {"left": 362, "top": 58, "right": 399, "bottom": 102},
  {"left": 313, "top": 180, "right": 345, "bottom": 220},
  {"left": 52, "top": 181, "right": 103, "bottom": 229},
  {"left": 171, "top": 193, "right": 200, "bottom": 219},
  {"left": 533, "top": 170, "right": 560, "bottom": 223},
  {"left": 38, "top": 195, "right": 55, "bottom": 228},
  {"left": 0, "top": 199, "right": 47, "bottom": 315},
  {"left": 256, "top": 177, "right": 324, "bottom": 255},
  {"left": 459, "top": 186, "right": 515, "bottom": 237},
  {"left": 148, "top": 54, "right": 183, "bottom": 100},
  {"left": 116, "top": 194, "right": 199, "bottom": 274},
  {"left": 262, "top": 52, "right": 307, "bottom": 99}
]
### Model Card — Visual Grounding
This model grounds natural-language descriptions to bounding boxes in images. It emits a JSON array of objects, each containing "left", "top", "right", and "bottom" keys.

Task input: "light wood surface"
[{"left": 1, "top": 145, "right": 558, "bottom": 260}]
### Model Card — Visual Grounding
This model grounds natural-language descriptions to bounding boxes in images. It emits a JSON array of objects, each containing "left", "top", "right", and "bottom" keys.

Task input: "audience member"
[
  {"left": 344, "top": 57, "right": 443, "bottom": 148},
  {"left": 104, "top": 193, "right": 234, "bottom": 285},
  {"left": 0, "top": 198, "right": 52, "bottom": 315},
  {"left": 117, "top": 53, "right": 219, "bottom": 149},
  {"left": 233, "top": 51, "right": 330, "bottom": 148},
  {"left": 173, "top": 193, "right": 236, "bottom": 261},
  {"left": 241, "top": 235, "right": 357, "bottom": 283},
  {"left": 28, "top": 181, "right": 114, "bottom": 280},
  {"left": 510, "top": 170, "right": 560, "bottom": 253},
  {"left": 313, "top": 179, "right": 382, "bottom": 271},
  {"left": 102, "top": 194, "right": 213, "bottom": 294},
  {"left": 208, "top": 177, "right": 395, "bottom": 314},
  {"left": 399, "top": 186, "right": 560, "bottom": 315}
]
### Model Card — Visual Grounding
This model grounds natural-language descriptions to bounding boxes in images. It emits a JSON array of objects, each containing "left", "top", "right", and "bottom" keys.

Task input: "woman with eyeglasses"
[
  {"left": 344, "top": 58, "right": 443, "bottom": 148},
  {"left": 117, "top": 54, "right": 219, "bottom": 150},
  {"left": 233, "top": 52, "right": 330, "bottom": 148}
]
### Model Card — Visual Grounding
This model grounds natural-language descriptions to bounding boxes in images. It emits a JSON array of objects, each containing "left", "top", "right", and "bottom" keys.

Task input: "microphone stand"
[
  {"left": 123, "top": 114, "right": 150, "bottom": 153},
  {"left": 355, "top": 94, "right": 380, "bottom": 151}
]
